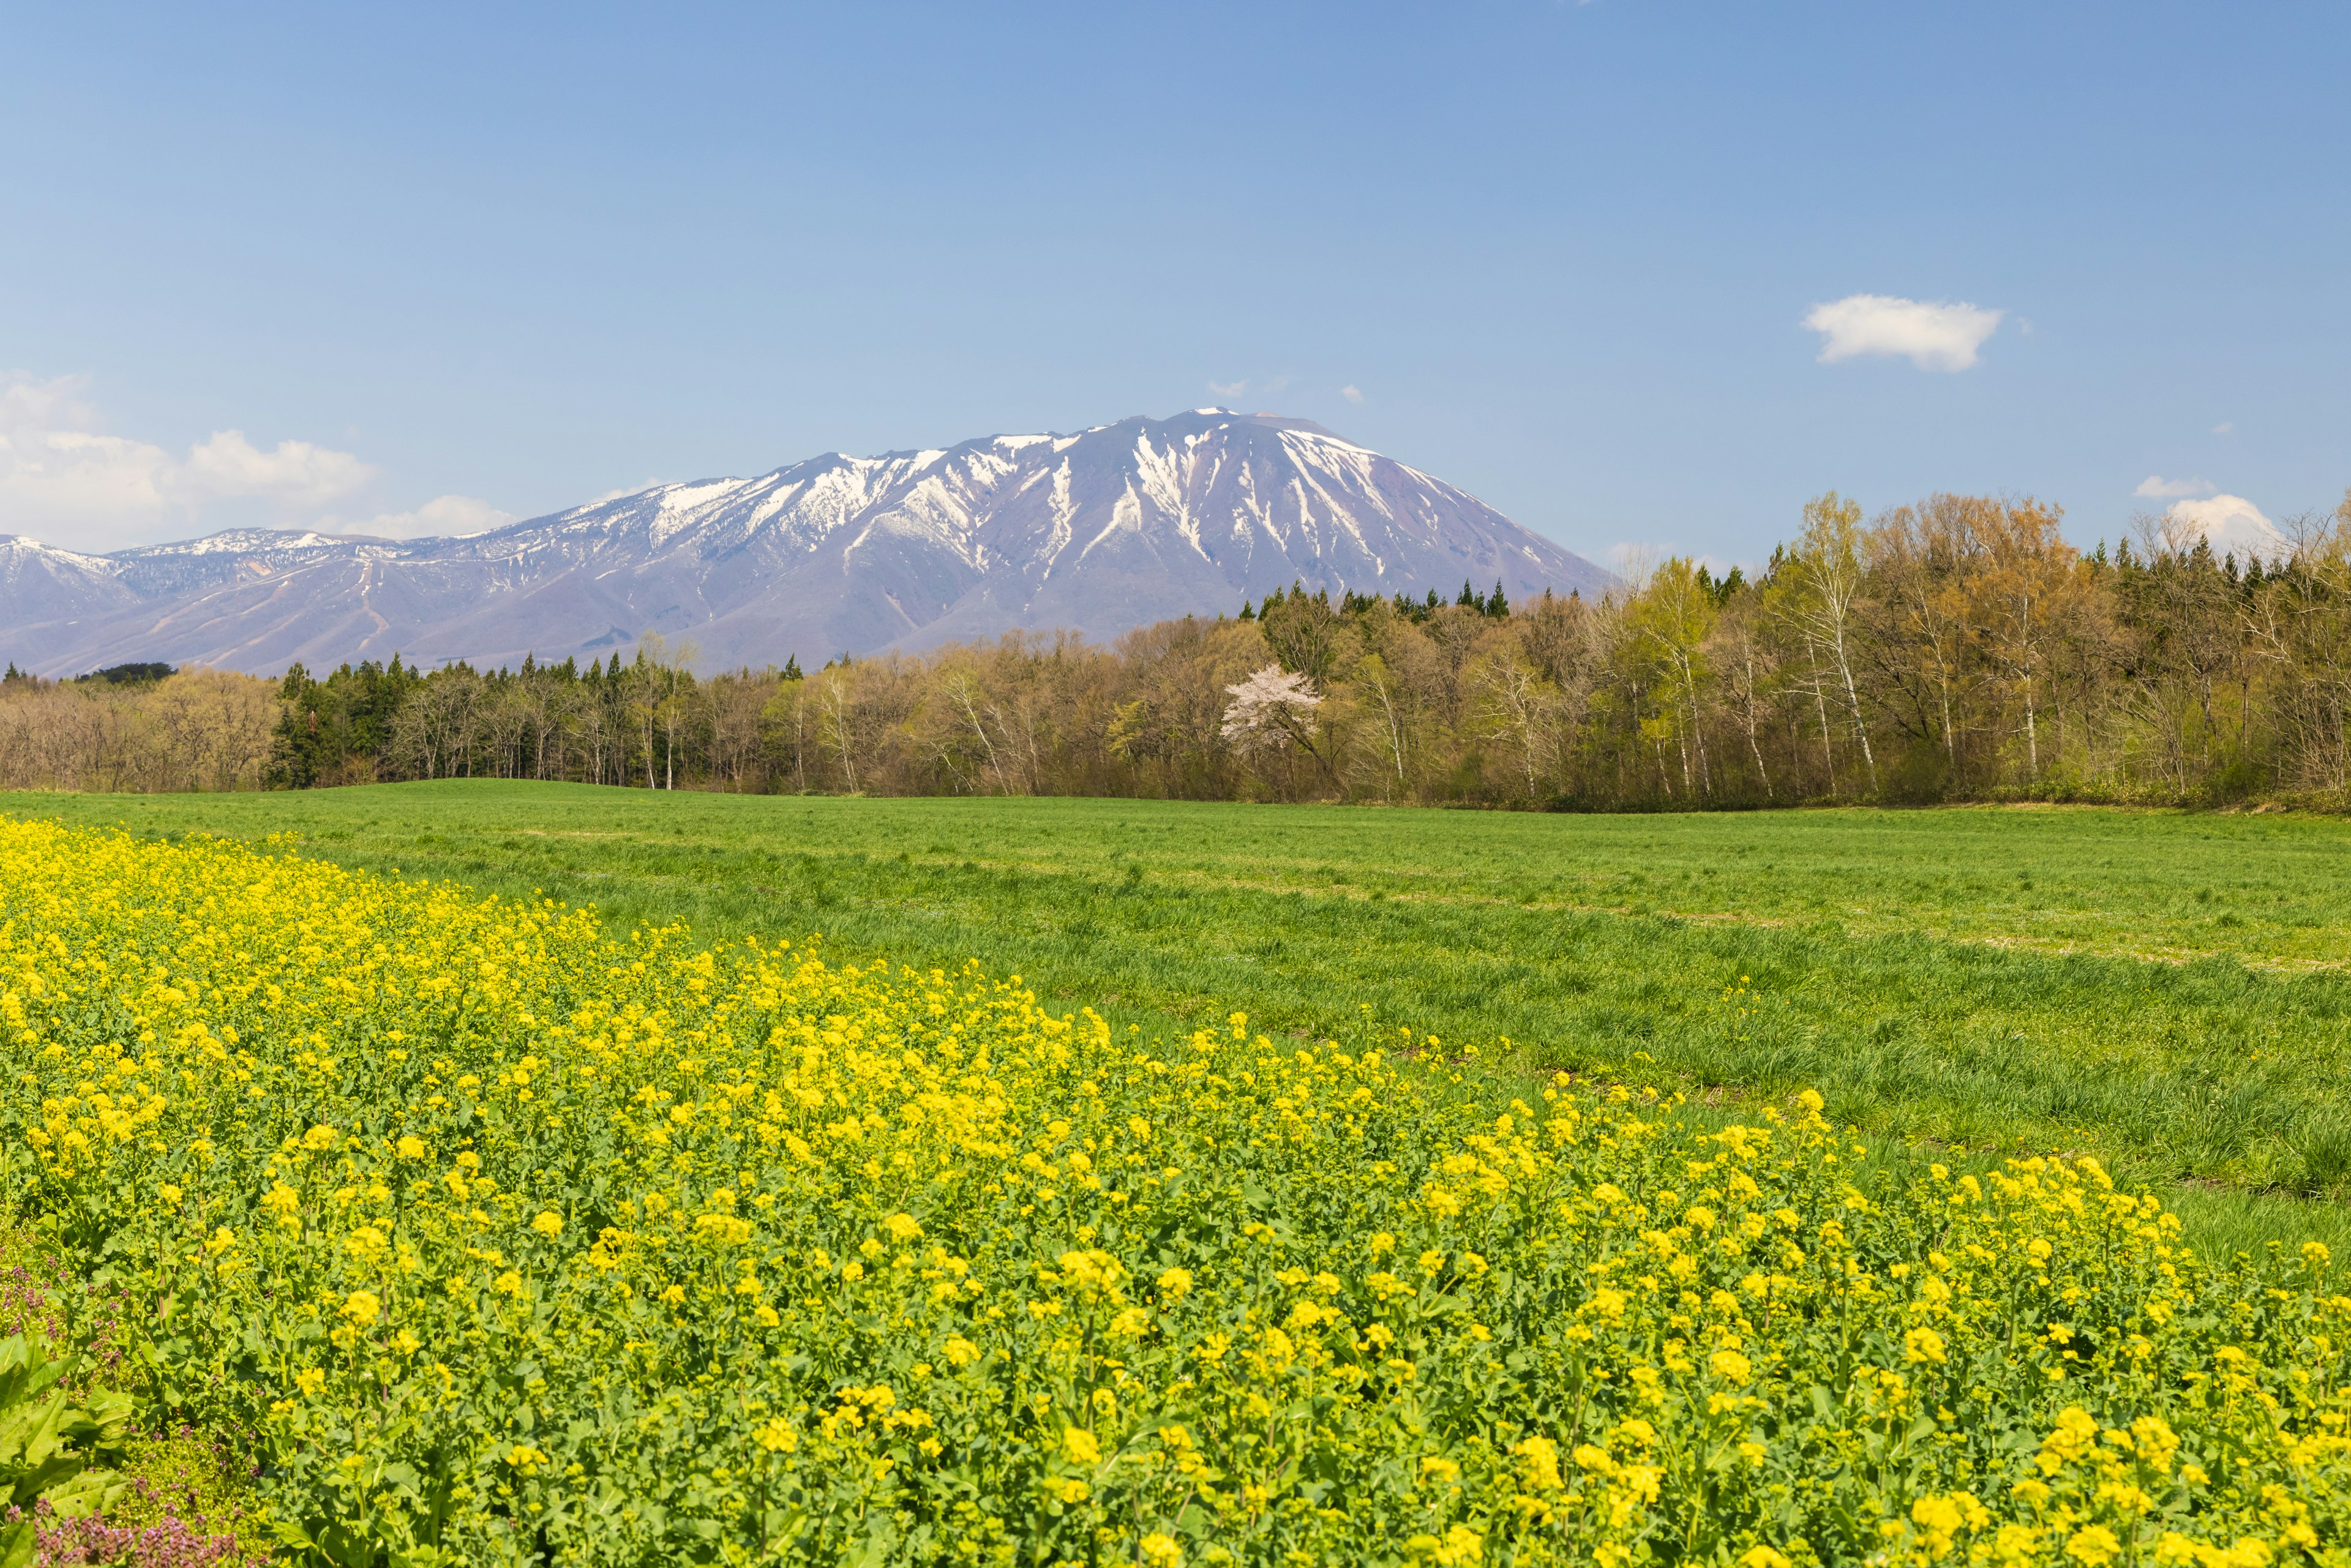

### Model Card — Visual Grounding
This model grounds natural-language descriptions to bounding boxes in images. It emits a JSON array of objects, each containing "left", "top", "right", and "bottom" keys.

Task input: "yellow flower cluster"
[{"left": 2, "top": 817, "right": 2348, "bottom": 1565}]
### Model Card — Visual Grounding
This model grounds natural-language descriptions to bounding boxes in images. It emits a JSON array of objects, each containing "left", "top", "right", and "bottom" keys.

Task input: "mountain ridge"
[{"left": 0, "top": 409, "right": 1610, "bottom": 676}]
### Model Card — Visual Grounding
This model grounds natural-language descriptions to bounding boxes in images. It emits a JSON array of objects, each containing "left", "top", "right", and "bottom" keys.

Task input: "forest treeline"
[{"left": 6, "top": 489, "right": 2351, "bottom": 808}]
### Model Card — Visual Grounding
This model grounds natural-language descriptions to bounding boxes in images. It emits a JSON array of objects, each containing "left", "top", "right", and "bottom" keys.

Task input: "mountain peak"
[{"left": 0, "top": 411, "right": 1608, "bottom": 676}]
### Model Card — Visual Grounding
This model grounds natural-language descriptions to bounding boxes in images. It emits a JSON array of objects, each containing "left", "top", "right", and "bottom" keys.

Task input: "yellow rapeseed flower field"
[{"left": 2, "top": 817, "right": 2348, "bottom": 1566}]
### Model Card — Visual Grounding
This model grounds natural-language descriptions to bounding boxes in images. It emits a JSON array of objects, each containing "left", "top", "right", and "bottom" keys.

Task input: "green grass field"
[{"left": 16, "top": 781, "right": 2351, "bottom": 1253}]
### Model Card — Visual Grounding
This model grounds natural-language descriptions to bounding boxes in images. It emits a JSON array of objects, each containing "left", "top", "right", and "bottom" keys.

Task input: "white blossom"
[{"left": 1220, "top": 664, "right": 1322, "bottom": 757}]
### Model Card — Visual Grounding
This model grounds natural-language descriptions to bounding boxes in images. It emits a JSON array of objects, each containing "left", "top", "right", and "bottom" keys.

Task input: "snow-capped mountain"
[
  {"left": 0, "top": 410, "right": 1610, "bottom": 677},
  {"left": 0, "top": 536, "right": 134, "bottom": 628}
]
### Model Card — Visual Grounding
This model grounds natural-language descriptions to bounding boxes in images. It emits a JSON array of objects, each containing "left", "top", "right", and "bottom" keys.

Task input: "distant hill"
[{"left": 0, "top": 409, "right": 1610, "bottom": 675}]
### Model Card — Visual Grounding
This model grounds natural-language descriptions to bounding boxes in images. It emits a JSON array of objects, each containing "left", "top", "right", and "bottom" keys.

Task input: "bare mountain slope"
[{"left": 1, "top": 410, "right": 1609, "bottom": 676}]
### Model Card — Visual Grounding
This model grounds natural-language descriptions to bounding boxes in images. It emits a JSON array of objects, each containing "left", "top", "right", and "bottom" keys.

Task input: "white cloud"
[
  {"left": 1, "top": 373, "right": 176, "bottom": 525},
  {"left": 2211, "top": 420, "right": 2235, "bottom": 435},
  {"left": 1802, "top": 293, "right": 2004, "bottom": 372},
  {"left": 2134, "top": 474, "right": 2215, "bottom": 500},
  {"left": 581, "top": 479, "right": 667, "bottom": 507},
  {"left": 182, "top": 429, "right": 374, "bottom": 506},
  {"left": 1608, "top": 542, "right": 1656, "bottom": 586},
  {"left": 2165, "top": 493, "right": 2287, "bottom": 562},
  {"left": 1340, "top": 384, "right": 1365, "bottom": 404},
  {"left": 1207, "top": 379, "right": 1248, "bottom": 397},
  {"left": 0, "top": 370, "right": 379, "bottom": 551},
  {"left": 350, "top": 494, "right": 517, "bottom": 539}
]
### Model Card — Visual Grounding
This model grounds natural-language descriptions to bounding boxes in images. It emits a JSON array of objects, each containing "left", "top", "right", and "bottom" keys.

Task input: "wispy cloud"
[
  {"left": 1207, "top": 379, "right": 1248, "bottom": 397},
  {"left": 2134, "top": 474, "right": 2215, "bottom": 500},
  {"left": 1340, "top": 384, "right": 1365, "bottom": 405},
  {"left": 1802, "top": 293, "right": 2004, "bottom": 372},
  {"left": 0, "top": 370, "right": 381, "bottom": 551},
  {"left": 2211, "top": 420, "right": 2235, "bottom": 436}
]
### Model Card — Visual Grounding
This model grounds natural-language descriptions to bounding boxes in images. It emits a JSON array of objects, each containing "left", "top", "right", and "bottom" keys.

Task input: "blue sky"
[{"left": 3, "top": 2, "right": 2345, "bottom": 568}]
